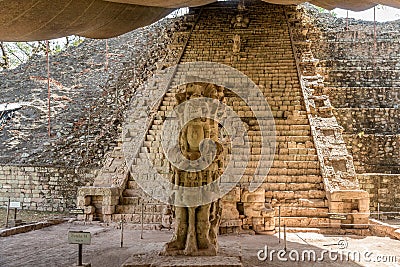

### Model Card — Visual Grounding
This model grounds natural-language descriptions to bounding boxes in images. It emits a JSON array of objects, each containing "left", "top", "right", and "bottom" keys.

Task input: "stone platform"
[{"left": 121, "top": 241, "right": 242, "bottom": 267}]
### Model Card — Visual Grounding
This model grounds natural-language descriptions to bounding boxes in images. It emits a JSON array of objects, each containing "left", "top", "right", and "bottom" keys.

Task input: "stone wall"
[
  {"left": 333, "top": 108, "right": 400, "bottom": 134},
  {"left": 358, "top": 174, "right": 400, "bottom": 214},
  {"left": 344, "top": 134, "right": 400, "bottom": 174},
  {"left": 304, "top": 6, "right": 400, "bottom": 214},
  {"left": 306, "top": 6, "right": 400, "bottom": 177},
  {"left": 329, "top": 87, "right": 400, "bottom": 108},
  {"left": 0, "top": 165, "right": 95, "bottom": 211}
]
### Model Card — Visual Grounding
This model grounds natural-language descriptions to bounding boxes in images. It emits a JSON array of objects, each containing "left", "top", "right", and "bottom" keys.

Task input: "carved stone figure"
[
  {"left": 163, "top": 83, "right": 225, "bottom": 256},
  {"left": 237, "top": 0, "right": 246, "bottom": 11},
  {"left": 233, "top": 34, "right": 241, "bottom": 53},
  {"left": 231, "top": 14, "right": 250, "bottom": 28}
]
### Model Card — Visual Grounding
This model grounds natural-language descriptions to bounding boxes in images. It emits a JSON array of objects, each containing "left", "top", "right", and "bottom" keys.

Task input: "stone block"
[
  {"left": 244, "top": 203, "right": 265, "bottom": 218},
  {"left": 102, "top": 205, "right": 116, "bottom": 215},
  {"left": 84, "top": 206, "right": 95, "bottom": 215},
  {"left": 241, "top": 188, "right": 265, "bottom": 203},
  {"left": 220, "top": 219, "right": 242, "bottom": 228},
  {"left": 264, "top": 217, "right": 275, "bottom": 231},
  {"left": 221, "top": 201, "right": 240, "bottom": 220},
  {"left": 222, "top": 187, "right": 241, "bottom": 202}
]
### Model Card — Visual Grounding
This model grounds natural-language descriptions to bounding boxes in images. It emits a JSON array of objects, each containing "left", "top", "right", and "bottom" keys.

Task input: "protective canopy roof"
[{"left": 0, "top": 0, "right": 399, "bottom": 41}]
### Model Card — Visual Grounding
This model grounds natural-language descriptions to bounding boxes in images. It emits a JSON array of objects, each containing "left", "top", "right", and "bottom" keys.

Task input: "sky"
[{"left": 333, "top": 6, "right": 400, "bottom": 22}]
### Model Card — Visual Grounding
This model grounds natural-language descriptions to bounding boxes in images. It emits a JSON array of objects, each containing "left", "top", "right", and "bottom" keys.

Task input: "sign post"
[
  {"left": 69, "top": 208, "right": 84, "bottom": 215},
  {"left": 78, "top": 243, "right": 83, "bottom": 266},
  {"left": 10, "top": 201, "right": 21, "bottom": 221},
  {"left": 68, "top": 231, "right": 91, "bottom": 266},
  {"left": 5, "top": 198, "right": 10, "bottom": 228}
]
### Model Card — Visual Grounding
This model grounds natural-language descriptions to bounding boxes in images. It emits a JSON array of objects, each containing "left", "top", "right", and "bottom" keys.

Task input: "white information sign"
[{"left": 68, "top": 231, "right": 91, "bottom": 245}]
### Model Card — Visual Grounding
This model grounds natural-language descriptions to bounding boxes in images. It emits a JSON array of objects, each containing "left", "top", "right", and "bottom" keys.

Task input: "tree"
[
  {"left": 0, "top": 36, "right": 84, "bottom": 71},
  {"left": 0, "top": 42, "right": 9, "bottom": 69}
]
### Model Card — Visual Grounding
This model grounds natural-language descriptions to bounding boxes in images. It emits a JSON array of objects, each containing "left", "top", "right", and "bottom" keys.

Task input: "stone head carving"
[{"left": 231, "top": 14, "right": 250, "bottom": 28}]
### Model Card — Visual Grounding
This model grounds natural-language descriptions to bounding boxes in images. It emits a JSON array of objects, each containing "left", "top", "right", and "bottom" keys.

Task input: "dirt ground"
[
  {"left": 0, "top": 222, "right": 399, "bottom": 267},
  {"left": 0, "top": 208, "right": 66, "bottom": 228}
]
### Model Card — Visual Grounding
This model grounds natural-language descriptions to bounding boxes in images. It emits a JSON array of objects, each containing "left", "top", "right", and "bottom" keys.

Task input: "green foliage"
[
  {"left": 315, "top": 6, "right": 337, "bottom": 17},
  {"left": 0, "top": 35, "right": 85, "bottom": 70}
]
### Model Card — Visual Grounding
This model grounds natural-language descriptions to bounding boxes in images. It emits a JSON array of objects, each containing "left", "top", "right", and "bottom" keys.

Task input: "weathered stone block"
[
  {"left": 241, "top": 188, "right": 265, "bottom": 203},
  {"left": 222, "top": 187, "right": 241, "bottom": 202}
]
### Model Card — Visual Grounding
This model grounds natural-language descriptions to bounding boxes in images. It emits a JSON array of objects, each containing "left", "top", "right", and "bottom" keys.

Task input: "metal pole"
[
  {"left": 278, "top": 206, "right": 281, "bottom": 243},
  {"left": 373, "top": 7, "right": 377, "bottom": 76},
  {"left": 78, "top": 244, "right": 83, "bottom": 266},
  {"left": 141, "top": 202, "right": 144, "bottom": 239},
  {"left": 346, "top": 10, "right": 349, "bottom": 31},
  {"left": 378, "top": 203, "right": 380, "bottom": 220},
  {"left": 46, "top": 40, "right": 51, "bottom": 137},
  {"left": 284, "top": 224, "right": 287, "bottom": 252},
  {"left": 120, "top": 220, "right": 124, "bottom": 248},
  {"left": 14, "top": 208, "right": 17, "bottom": 220},
  {"left": 105, "top": 39, "right": 109, "bottom": 71},
  {"left": 5, "top": 198, "right": 10, "bottom": 228},
  {"left": 86, "top": 110, "right": 91, "bottom": 160}
]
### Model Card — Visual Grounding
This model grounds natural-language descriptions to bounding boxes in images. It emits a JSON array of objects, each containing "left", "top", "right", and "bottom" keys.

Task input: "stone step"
[
  {"left": 274, "top": 118, "right": 309, "bottom": 125},
  {"left": 141, "top": 158, "right": 320, "bottom": 170},
  {"left": 252, "top": 167, "right": 320, "bottom": 176},
  {"left": 274, "top": 125, "right": 310, "bottom": 131},
  {"left": 263, "top": 182, "right": 323, "bottom": 191},
  {"left": 116, "top": 203, "right": 165, "bottom": 214},
  {"left": 276, "top": 148, "right": 317, "bottom": 155},
  {"left": 261, "top": 87, "right": 302, "bottom": 93},
  {"left": 227, "top": 99, "right": 303, "bottom": 109},
  {"left": 275, "top": 135, "right": 313, "bottom": 143},
  {"left": 142, "top": 148, "right": 318, "bottom": 159},
  {"left": 276, "top": 207, "right": 329, "bottom": 217},
  {"left": 116, "top": 205, "right": 137, "bottom": 214},
  {"left": 265, "top": 175, "right": 323, "bottom": 183},
  {"left": 112, "top": 213, "right": 162, "bottom": 224},
  {"left": 248, "top": 129, "right": 311, "bottom": 137},
  {"left": 123, "top": 189, "right": 143, "bottom": 197},
  {"left": 274, "top": 217, "right": 331, "bottom": 228},
  {"left": 271, "top": 160, "right": 319, "bottom": 169},
  {"left": 273, "top": 154, "right": 318, "bottom": 161},
  {"left": 277, "top": 198, "right": 328, "bottom": 208},
  {"left": 121, "top": 197, "right": 140, "bottom": 205},
  {"left": 272, "top": 190, "right": 326, "bottom": 200},
  {"left": 145, "top": 131, "right": 313, "bottom": 142},
  {"left": 266, "top": 100, "right": 303, "bottom": 107}
]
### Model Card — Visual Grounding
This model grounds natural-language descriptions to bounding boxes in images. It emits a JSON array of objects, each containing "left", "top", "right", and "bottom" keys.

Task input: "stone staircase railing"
[{"left": 285, "top": 7, "right": 370, "bottom": 229}]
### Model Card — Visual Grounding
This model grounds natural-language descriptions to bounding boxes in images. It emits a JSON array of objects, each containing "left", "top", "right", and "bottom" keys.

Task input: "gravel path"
[{"left": 0, "top": 222, "right": 399, "bottom": 267}]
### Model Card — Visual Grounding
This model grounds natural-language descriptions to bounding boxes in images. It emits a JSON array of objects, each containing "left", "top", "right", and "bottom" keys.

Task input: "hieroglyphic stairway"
[{"left": 77, "top": 0, "right": 369, "bottom": 231}]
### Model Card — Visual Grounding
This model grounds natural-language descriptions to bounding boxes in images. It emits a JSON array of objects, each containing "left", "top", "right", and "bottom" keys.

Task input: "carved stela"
[{"left": 163, "top": 82, "right": 226, "bottom": 256}]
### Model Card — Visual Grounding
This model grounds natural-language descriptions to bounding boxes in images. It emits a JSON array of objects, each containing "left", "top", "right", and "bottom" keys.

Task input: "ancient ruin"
[
  {"left": 1, "top": 0, "right": 400, "bottom": 266},
  {"left": 75, "top": 0, "right": 373, "bottom": 234}
]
